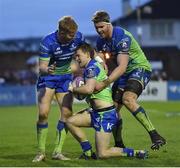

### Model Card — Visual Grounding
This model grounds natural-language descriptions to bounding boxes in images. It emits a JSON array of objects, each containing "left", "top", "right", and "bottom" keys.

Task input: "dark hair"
[
  {"left": 58, "top": 16, "right": 78, "bottom": 33},
  {"left": 92, "top": 10, "right": 110, "bottom": 23},
  {"left": 76, "top": 43, "right": 95, "bottom": 58}
]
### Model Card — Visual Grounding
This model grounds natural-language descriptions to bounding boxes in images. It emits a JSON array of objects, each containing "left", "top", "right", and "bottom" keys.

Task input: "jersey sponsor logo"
[
  {"left": 107, "top": 123, "right": 114, "bottom": 130},
  {"left": 54, "top": 51, "right": 75, "bottom": 60},
  {"left": 54, "top": 50, "right": 63, "bottom": 55}
]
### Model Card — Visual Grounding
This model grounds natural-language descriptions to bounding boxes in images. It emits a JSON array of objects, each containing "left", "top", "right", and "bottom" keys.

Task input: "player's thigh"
[
  {"left": 95, "top": 131, "right": 111, "bottom": 154},
  {"left": 68, "top": 111, "right": 91, "bottom": 127},
  {"left": 37, "top": 87, "right": 55, "bottom": 114},
  {"left": 122, "top": 90, "right": 139, "bottom": 111},
  {"left": 123, "top": 79, "right": 142, "bottom": 103}
]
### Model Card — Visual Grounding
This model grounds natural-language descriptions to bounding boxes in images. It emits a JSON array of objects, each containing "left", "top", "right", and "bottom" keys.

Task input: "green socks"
[
  {"left": 53, "top": 120, "right": 68, "bottom": 153},
  {"left": 132, "top": 106, "right": 155, "bottom": 132},
  {"left": 37, "top": 123, "right": 48, "bottom": 153}
]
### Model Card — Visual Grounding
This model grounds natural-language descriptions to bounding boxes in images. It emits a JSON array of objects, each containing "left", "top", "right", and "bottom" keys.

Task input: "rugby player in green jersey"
[
  {"left": 32, "top": 16, "right": 85, "bottom": 162},
  {"left": 92, "top": 11, "right": 166, "bottom": 151},
  {"left": 67, "top": 43, "right": 148, "bottom": 159}
]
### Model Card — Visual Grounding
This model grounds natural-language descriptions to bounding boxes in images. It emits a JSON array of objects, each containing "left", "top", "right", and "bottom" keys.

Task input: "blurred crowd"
[
  {"left": 151, "top": 69, "right": 168, "bottom": 81},
  {"left": 0, "top": 57, "right": 168, "bottom": 86},
  {"left": 0, "top": 68, "right": 168, "bottom": 86},
  {"left": 0, "top": 56, "right": 39, "bottom": 86}
]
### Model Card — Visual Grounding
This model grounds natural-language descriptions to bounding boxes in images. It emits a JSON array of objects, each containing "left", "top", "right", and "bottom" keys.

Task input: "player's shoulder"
[
  {"left": 113, "top": 26, "right": 126, "bottom": 39},
  {"left": 113, "top": 26, "right": 131, "bottom": 44},
  {"left": 86, "top": 60, "right": 100, "bottom": 74},
  {"left": 74, "top": 31, "right": 85, "bottom": 42},
  {"left": 41, "top": 31, "right": 57, "bottom": 44},
  {"left": 85, "top": 66, "right": 98, "bottom": 79}
]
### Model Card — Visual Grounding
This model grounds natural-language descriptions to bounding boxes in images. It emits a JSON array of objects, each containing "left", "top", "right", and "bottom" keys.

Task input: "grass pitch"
[{"left": 0, "top": 101, "right": 180, "bottom": 167}]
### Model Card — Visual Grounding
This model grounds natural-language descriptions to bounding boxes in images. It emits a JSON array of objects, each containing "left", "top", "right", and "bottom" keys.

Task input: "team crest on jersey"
[
  {"left": 70, "top": 43, "right": 77, "bottom": 51},
  {"left": 86, "top": 68, "right": 96, "bottom": 78},
  {"left": 122, "top": 41, "right": 128, "bottom": 48},
  {"left": 117, "top": 38, "right": 129, "bottom": 52},
  {"left": 102, "top": 44, "right": 110, "bottom": 52}
]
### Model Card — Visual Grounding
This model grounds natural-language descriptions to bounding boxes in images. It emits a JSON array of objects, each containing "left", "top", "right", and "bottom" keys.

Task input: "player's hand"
[{"left": 47, "top": 62, "right": 56, "bottom": 74}]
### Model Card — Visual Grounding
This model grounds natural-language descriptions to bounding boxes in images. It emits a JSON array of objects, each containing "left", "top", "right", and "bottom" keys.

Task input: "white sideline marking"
[{"left": 165, "top": 112, "right": 180, "bottom": 117}]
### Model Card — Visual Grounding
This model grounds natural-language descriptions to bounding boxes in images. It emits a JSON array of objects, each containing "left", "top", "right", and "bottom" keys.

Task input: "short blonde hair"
[{"left": 58, "top": 16, "right": 78, "bottom": 33}]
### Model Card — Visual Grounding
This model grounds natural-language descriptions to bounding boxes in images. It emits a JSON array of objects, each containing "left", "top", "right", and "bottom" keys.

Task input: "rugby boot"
[
  {"left": 52, "top": 152, "right": 70, "bottom": 160},
  {"left": 32, "top": 153, "right": 46, "bottom": 162},
  {"left": 149, "top": 130, "right": 166, "bottom": 150}
]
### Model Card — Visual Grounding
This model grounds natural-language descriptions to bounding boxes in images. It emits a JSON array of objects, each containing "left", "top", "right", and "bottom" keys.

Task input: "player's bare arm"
[
  {"left": 39, "top": 60, "right": 56, "bottom": 75},
  {"left": 95, "top": 53, "right": 128, "bottom": 91},
  {"left": 107, "top": 53, "right": 129, "bottom": 84},
  {"left": 71, "top": 78, "right": 96, "bottom": 95}
]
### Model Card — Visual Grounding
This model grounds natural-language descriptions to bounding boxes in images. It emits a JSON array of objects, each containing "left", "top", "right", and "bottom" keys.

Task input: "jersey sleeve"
[
  {"left": 84, "top": 65, "right": 100, "bottom": 80},
  {"left": 116, "top": 34, "right": 131, "bottom": 54},
  {"left": 39, "top": 37, "right": 51, "bottom": 61},
  {"left": 76, "top": 32, "right": 86, "bottom": 45}
]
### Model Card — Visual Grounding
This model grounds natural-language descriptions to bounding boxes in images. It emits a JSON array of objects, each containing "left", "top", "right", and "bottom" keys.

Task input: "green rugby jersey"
[
  {"left": 39, "top": 30, "right": 85, "bottom": 75},
  {"left": 84, "top": 59, "right": 113, "bottom": 103},
  {"left": 96, "top": 26, "right": 152, "bottom": 74}
]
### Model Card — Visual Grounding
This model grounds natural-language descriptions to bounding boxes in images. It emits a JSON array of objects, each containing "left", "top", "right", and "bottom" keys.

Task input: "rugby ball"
[{"left": 73, "top": 76, "right": 86, "bottom": 100}]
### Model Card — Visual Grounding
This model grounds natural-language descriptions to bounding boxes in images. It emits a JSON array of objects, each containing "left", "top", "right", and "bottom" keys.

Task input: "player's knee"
[
  {"left": 122, "top": 96, "right": 132, "bottom": 107},
  {"left": 38, "top": 113, "right": 48, "bottom": 122}
]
